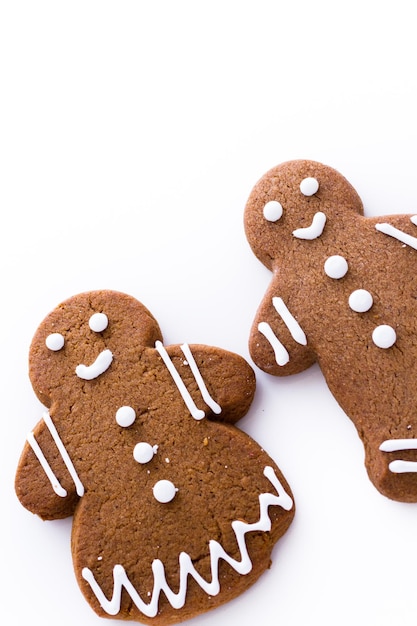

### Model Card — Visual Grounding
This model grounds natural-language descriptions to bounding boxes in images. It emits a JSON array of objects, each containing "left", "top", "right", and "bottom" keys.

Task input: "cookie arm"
[
  {"left": 249, "top": 287, "right": 316, "bottom": 376},
  {"left": 155, "top": 343, "right": 256, "bottom": 424},
  {"left": 15, "top": 416, "right": 80, "bottom": 520}
]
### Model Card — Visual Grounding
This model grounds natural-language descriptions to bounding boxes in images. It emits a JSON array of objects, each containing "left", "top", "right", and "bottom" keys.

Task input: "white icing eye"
[
  {"left": 263, "top": 200, "right": 283, "bottom": 222},
  {"left": 133, "top": 442, "right": 158, "bottom": 464},
  {"left": 349, "top": 289, "right": 373, "bottom": 313},
  {"left": 116, "top": 405, "right": 136, "bottom": 427},
  {"left": 372, "top": 325, "right": 396, "bottom": 349},
  {"left": 324, "top": 255, "right": 348, "bottom": 279},
  {"left": 153, "top": 479, "right": 178, "bottom": 503},
  {"left": 89, "top": 312, "right": 108, "bottom": 332},
  {"left": 45, "top": 333, "right": 65, "bottom": 351},
  {"left": 300, "top": 177, "right": 319, "bottom": 196}
]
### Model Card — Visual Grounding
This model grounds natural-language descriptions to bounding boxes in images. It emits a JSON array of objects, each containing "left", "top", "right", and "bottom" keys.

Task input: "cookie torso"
[
  {"left": 245, "top": 160, "right": 417, "bottom": 502},
  {"left": 15, "top": 290, "right": 294, "bottom": 623}
]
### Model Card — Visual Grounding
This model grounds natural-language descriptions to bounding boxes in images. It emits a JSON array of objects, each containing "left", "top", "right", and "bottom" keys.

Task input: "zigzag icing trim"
[{"left": 82, "top": 465, "right": 293, "bottom": 617}]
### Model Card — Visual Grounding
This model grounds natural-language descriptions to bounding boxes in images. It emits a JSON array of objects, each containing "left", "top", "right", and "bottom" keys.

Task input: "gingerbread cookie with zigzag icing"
[
  {"left": 15, "top": 290, "right": 294, "bottom": 624},
  {"left": 245, "top": 158, "right": 417, "bottom": 502}
]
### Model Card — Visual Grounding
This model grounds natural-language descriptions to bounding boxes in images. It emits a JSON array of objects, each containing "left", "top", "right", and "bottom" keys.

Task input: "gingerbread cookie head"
[
  {"left": 16, "top": 290, "right": 294, "bottom": 624},
  {"left": 245, "top": 160, "right": 417, "bottom": 502},
  {"left": 29, "top": 290, "right": 163, "bottom": 409}
]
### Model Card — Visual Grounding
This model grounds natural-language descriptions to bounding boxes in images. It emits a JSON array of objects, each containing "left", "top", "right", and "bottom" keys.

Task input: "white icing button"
[
  {"left": 263, "top": 200, "right": 283, "bottom": 222},
  {"left": 324, "top": 255, "right": 348, "bottom": 279},
  {"left": 45, "top": 333, "right": 65, "bottom": 351},
  {"left": 153, "top": 479, "right": 178, "bottom": 503},
  {"left": 133, "top": 442, "right": 158, "bottom": 464},
  {"left": 89, "top": 312, "right": 109, "bottom": 332},
  {"left": 116, "top": 405, "right": 136, "bottom": 427},
  {"left": 300, "top": 177, "right": 319, "bottom": 196},
  {"left": 348, "top": 289, "right": 373, "bottom": 313},
  {"left": 372, "top": 325, "right": 396, "bottom": 349}
]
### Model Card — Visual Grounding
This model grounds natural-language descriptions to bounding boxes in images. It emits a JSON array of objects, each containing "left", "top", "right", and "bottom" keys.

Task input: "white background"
[{"left": 1, "top": 1, "right": 417, "bottom": 624}]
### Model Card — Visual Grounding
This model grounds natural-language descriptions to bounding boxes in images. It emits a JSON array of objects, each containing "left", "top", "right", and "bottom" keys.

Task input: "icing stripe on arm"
[
  {"left": 155, "top": 341, "right": 205, "bottom": 420},
  {"left": 27, "top": 430, "right": 68, "bottom": 497},
  {"left": 272, "top": 297, "right": 307, "bottom": 345},
  {"left": 375, "top": 222, "right": 417, "bottom": 250},
  {"left": 27, "top": 411, "right": 84, "bottom": 498},
  {"left": 379, "top": 438, "right": 417, "bottom": 473},
  {"left": 258, "top": 322, "right": 290, "bottom": 366},
  {"left": 180, "top": 344, "right": 222, "bottom": 415},
  {"left": 43, "top": 411, "right": 84, "bottom": 496}
]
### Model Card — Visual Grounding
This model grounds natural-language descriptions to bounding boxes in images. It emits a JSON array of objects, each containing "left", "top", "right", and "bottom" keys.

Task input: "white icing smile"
[
  {"left": 76, "top": 349, "right": 113, "bottom": 380},
  {"left": 292, "top": 211, "right": 327, "bottom": 240}
]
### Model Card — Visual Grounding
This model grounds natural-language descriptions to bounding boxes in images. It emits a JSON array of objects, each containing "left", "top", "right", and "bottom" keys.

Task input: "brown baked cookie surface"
[
  {"left": 15, "top": 290, "right": 294, "bottom": 624},
  {"left": 244, "top": 159, "right": 417, "bottom": 503}
]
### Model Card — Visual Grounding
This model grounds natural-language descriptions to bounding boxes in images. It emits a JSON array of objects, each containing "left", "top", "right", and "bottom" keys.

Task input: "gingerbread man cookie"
[
  {"left": 15, "top": 290, "right": 294, "bottom": 624},
  {"left": 245, "top": 159, "right": 417, "bottom": 502}
]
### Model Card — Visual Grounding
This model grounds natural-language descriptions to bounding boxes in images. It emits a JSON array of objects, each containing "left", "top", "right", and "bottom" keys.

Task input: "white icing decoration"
[
  {"left": 46, "top": 333, "right": 65, "bottom": 351},
  {"left": 76, "top": 349, "right": 113, "bottom": 380},
  {"left": 27, "top": 411, "right": 84, "bottom": 498},
  {"left": 292, "top": 211, "right": 326, "bottom": 240},
  {"left": 263, "top": 200, "right": 283, "bottom": 222},
  {"left": 116, "top": 406, "right": 136, "bottom": 427},
  {"left": 180, "top": 344, "right": 222, "bottom": 415},
  {"left": 89, "top": 312, "right": 109, "bottom": 332},
  {"left": 324, "top": 255, "right": 348, "bottom": 279},
  {"left": 348, "top": 289, "right": 373, "bottom": 313},
  {"left": 410, "top": 215, "right": 417, "bottom": 226},
  {"left": 155, "top": 341, "right": 204, "bottom": 419},
  {"left": 153, "top": 479, "right": 178, "bottom": 503},
  {"left": 380, "top": 440, "right": 417, "bottom": 473},
  {"left": 387, "top": 460, "right": 417, "bottom": 473},
  {"left": 155, "top": 341, "right": 215, "bottom": 420},
  {"left": 133, "top": 442, "right": 158, "bottom": 464},
  {"left": 379, "top": 439, "right": 417, "bottom": 452},
  {"left": 372, "top": 324, "right": 396, "bottom": 349},
  {"left": 81, "top": 466, "right": 293, "bottom": 617},
  {"left": 27, "top": 431, "right": 67, "bottom": 497},
  {"left": 375, "top": 222, "right": 417, "bottom": 250},
  {"left": 299, "top": 176, "right": 319, "bottom": 196},
  {"left": 272, "top": 297, "right": 307, "bottom": 345},
  {"left": 258, "top": 321, "right": 290, "bottom": 366}
]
